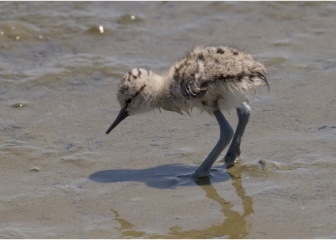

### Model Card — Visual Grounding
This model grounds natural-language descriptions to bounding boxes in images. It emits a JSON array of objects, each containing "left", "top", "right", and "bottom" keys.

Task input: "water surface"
[{"left": 1, "top": 2, "right": 336, "bottom": 238}]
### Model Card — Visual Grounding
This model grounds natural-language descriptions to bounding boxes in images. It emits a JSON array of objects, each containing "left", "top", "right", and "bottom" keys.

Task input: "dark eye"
[{"left": 126, "top": 99, "right": 132, "bottom": 104}]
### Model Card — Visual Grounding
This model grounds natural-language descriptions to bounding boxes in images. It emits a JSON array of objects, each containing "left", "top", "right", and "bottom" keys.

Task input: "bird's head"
[{"left": 106, "top": 68, "right": 158, "bottom": 134}]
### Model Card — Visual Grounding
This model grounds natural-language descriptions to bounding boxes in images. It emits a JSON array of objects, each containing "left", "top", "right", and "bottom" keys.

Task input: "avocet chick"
[{"left": 106, "top": 46, "right": 269, "bottom": 177}]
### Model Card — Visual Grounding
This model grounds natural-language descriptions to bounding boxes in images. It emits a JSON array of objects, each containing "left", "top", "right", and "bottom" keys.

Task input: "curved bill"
[{"left": 106, "top": 109, "right": 129, "bottom": 134}]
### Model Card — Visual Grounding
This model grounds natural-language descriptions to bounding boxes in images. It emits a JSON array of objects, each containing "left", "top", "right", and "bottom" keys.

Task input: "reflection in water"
[
  {"left": 110, "top": 209, "right": 146, "bottom": 238},
  {"left": 154, "top": 164, "right": 253, "bottom": 238},
  {"left": 90, "top": 163, "right": 253, "bottom": 238}
]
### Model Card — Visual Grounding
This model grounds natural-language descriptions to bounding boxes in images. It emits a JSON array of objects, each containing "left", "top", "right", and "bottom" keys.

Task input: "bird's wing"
[
  {"left": 179, "top": 58, "right": 213, "bottom": 100},
  {"left": 180, "top": 77, "right": 212, "bottom": 100}
]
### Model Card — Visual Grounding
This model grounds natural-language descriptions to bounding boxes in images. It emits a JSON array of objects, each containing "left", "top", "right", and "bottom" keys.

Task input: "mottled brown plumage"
[
  {"left": 106, "top": 46, "right": 269, "bottom": 177},
  {"left": 114, "top": 46, "right": 268, "bottom": 117}
]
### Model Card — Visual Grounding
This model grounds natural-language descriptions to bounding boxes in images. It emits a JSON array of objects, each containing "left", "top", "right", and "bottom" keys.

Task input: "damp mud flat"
[{"left": 1, "top": 2, "right": 336, "bottom": 238}]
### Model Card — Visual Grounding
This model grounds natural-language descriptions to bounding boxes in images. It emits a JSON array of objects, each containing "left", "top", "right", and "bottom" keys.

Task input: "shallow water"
[{"left": 1, "top": 1, "right": 336, "bottom": 238}]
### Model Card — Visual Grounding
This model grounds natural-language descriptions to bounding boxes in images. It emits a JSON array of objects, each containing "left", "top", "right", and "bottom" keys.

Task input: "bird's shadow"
[{"left": 89, "top": 163, "right": 232, "bottom": 188}]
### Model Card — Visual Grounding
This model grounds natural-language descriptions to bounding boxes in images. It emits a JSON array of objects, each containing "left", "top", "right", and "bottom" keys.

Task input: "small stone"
[
  {"left": 98, "top": 25, "right": 104, "bottom": 33},
  {"left": 29, "top": 167, "right": 41, "bottom": 172},
  {"left": 117, "top": 14, "right": 142, "bottom": 24},
  {"left": 11, "top": 102, "right": 27, "bottom": 108}
]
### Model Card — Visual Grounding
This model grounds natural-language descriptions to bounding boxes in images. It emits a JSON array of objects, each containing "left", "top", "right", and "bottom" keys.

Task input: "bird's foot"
[
  {"left": 192, "top": 170, "right": 211, "bottom": 179},
  {"left": 223, "top": 150, "right": 240, "bottom": 168}
]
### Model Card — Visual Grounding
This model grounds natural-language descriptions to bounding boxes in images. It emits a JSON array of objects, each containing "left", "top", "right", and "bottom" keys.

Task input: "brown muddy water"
[{"left": 1, "top": 1, "right": 336, "bottom": 238}]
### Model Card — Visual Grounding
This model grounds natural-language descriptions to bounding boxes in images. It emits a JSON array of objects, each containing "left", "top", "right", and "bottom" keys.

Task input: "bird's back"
[{"left": 166, "top": 46, "right": 268, "bottom": 112}]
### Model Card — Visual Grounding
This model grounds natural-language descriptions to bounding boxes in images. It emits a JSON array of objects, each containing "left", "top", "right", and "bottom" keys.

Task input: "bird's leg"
[
  {"left": 224, "top": 102, "right": 251, "bottom": 167},
  {"left": 194, "top": 110, "right": 233, "bottom": 178}
]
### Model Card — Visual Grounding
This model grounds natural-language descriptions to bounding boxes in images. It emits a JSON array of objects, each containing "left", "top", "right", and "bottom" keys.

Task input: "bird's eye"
[{"left": 126, "top": 99, "right": 132, "bottom": 104}]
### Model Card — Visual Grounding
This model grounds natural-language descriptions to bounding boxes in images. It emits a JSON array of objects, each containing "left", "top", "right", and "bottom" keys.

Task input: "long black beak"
[{"left": 106, "top": 109, "right": 129, "bottom": 134}]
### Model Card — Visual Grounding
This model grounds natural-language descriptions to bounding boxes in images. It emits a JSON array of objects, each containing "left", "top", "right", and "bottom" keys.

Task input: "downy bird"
[{"left": 106, "top": 46, "right": 269, "bottom": 177}]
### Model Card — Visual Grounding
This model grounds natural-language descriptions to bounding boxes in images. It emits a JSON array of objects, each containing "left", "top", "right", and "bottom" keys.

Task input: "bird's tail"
[{"left": 258, "top": 72, "right": 270, "bottom": 92}]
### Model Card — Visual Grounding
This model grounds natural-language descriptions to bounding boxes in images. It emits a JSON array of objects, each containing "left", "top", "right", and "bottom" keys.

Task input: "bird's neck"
[
  {"left": 145, "top": 73, "right": 169, "bottom": 100},
  {"left": 145, "top": 72, "right": 184, "bottom": 114}
]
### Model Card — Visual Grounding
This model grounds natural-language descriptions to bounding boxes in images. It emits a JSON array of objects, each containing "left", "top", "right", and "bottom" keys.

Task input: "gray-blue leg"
[
  {"left": 224, "top": 102, "right": 251, "bottom": 166},
  {"left": 194, "top": 110, "right": 234, "bottom": 177}
]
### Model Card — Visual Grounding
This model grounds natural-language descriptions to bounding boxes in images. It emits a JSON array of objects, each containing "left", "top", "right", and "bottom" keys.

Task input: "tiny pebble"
[
  {"left": 29, "top": 167, "right": 41, "bottom": 172},
  {"left": 11, "top": 102, "right": 26, "bottom": 108},
  {"left": 99, "top": 25, "right": 104, "bottom": 33}
]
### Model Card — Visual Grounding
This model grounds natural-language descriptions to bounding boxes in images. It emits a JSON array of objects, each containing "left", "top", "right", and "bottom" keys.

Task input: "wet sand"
[{"left": 1, "top": 2, "right": 336, "bottom": 238}]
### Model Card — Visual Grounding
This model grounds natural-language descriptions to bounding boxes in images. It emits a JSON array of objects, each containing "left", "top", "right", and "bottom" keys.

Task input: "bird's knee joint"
[{"left": 238, "top": 103, "right": 251, "bottom": 117}]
